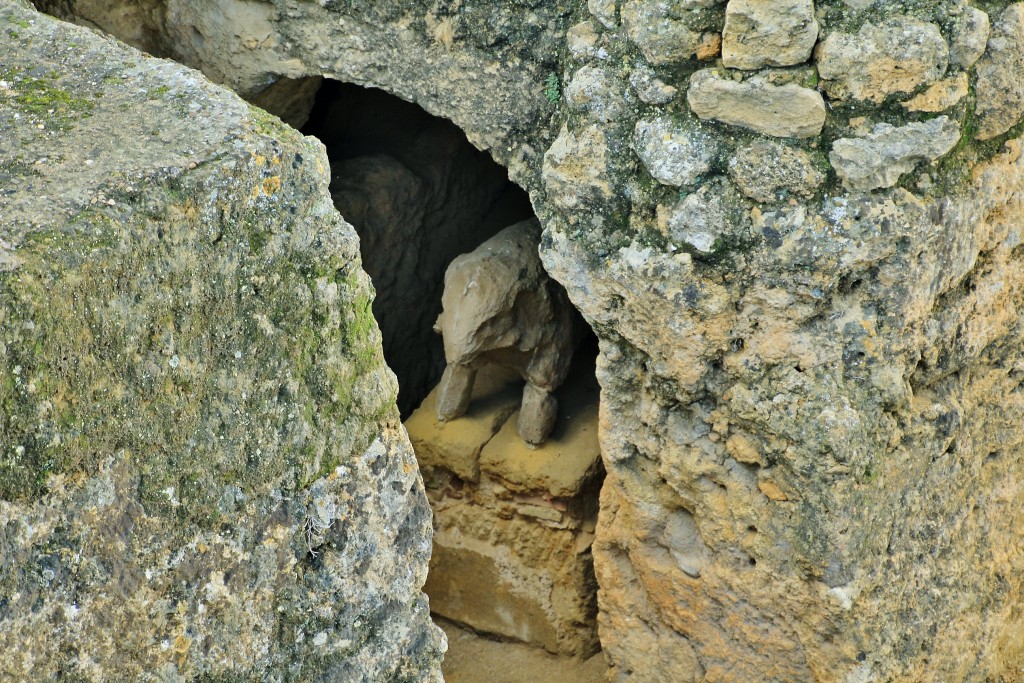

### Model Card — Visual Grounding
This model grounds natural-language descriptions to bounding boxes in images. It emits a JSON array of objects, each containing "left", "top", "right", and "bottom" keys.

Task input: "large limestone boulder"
[{"left": 0, "top": 4, "right": 443, "bottom": 680}]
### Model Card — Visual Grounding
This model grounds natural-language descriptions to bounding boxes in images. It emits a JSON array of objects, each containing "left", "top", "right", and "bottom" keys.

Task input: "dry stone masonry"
[{"left": 12, "top": 0, "right": 1024, "bottom": 681}]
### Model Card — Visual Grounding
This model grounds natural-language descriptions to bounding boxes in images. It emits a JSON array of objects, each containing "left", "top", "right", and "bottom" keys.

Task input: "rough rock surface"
[
  {"left": 728, "top": 140, "right": 824, "bottom": 203},
  {"left": 0, "top": 4, "right": 443, "bottom": 680},
  {"left": 632, "top": 117, "right": 716, "bottom": 188},
  {"left": 951, "top": 6, "right": 990, "bottom": 69},
  {"left": 660, "top": 179, "right": 750, "bottom": 253},
  {"left": 830, "top": 117, "right": 962, "bottom": 191},
  {"left": 900, "top": 74, "right": 969, "bottom": 114},
  {"left": 721, "top": 0, "right": 818, "bottom": 70},
  {"left": 815, "top": 16, "right": 948, "bottom": 103},
  {"left": 974, "top": 4, "right": 1024, "bottom": 140},
  {"left": 687, "top": 69, "right": 826, "bottom": 138},
  {"left": 19, "top": 0, "right": 1024, "bottom": 681},
  {"left": 629, "top": 66, "right": 678, "bottom": 105},
  {"left": 407, "top": 360, "right": 603, "bottom": 657},
  {"left": 620, "top": 0, "right": 722, "bottom": 66},
  {"left": 565, "top": 65, "right": 626, "bottom": 124}
]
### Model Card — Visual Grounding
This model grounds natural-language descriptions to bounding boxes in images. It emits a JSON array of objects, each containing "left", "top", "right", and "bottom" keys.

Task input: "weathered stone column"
[{"left": 0, "top": 3, "right": 443, "bottom": 680}]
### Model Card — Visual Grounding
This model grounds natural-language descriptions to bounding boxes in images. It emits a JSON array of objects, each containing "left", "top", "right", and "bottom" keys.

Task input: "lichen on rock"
[
  {"left": 830, "top": 117, "right": 962, "bottom": 191},
  {"left": 14, "top": 0, "right": 1024, "bottom": 680},
  {"left": 0, "top": 4, "right": 443, "bottom": 681}
]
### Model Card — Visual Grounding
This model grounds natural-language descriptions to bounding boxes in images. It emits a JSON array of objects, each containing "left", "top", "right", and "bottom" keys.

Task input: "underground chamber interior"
[{"left": 299, "top": 79, "right": 606, "bottom": 658}]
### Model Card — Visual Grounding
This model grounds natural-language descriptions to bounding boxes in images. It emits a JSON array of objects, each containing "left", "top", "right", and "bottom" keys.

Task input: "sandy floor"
[{"left": 437, "top": 618, "right": 609, "bottom": 683}]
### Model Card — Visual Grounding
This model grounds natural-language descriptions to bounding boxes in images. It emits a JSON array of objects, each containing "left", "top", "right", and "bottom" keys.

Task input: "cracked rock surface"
[
  {"left": 16, "top": 0, "right": 1024, "bottom": 681},
  {"left": 0, "top": 3, "right": 443, "bottom": 680}
]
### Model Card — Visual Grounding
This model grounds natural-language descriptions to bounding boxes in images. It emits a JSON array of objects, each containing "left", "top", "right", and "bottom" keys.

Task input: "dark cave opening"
[
  {"left": 302, "top": 79, "right": 537, "bottom": 417},
  {"left": 301, "top": 79, "right": 605, "bottom": 659}
]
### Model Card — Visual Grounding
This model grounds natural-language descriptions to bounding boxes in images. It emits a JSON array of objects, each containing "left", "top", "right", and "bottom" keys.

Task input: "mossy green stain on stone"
[
  {"left": 0, "top": 132, "right": 383, "bottom": 519},
  {"left": 1, "top": 68, "right": 94, "bottom": 131}
]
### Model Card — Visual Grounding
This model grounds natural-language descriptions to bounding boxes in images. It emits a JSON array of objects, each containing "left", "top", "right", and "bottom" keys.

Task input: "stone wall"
[
  {"left": 19, "top": 0, "right": 1024, "bottom": 681},
  {"left": 0, "top": 3, "right": 443, "bottom": 680}
]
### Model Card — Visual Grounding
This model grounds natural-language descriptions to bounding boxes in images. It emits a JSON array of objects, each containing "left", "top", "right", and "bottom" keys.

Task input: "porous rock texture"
[
  {"left": 0, "top": 3, "right": 443, "bottom": 680},
  {"left": 20, "top": 0, "right": 1024, "bottom": 681},
  {"left": 405, "top": 360, "right": 603, "bottom": 658}
]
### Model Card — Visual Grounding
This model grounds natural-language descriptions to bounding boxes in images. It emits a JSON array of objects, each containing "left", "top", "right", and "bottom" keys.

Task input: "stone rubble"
[
  {"left": 721, "top": 0, "right": 818, "bottom": 70},
  {"left": 632, "top": 116, "right": 717, "bottom": 187},
  {"left": 687, "top": 69, "right": 826, "bottom": 138},
  {"left": 974, "top": 4, "right": 1024, "bottom": 140},
  {"left": 621, "top": 0, "right": 722, "bottom": 65},
  {"left": 629, "top": 65, "right": 679, "bottom": 105},
  {"left": 830, "top": 117, "right": 962, "bottom": 191},
  {"left": 565, "top": 65, "right": 626, "bottom": 123},
  {"left": 661, "top": 179, "right": 751, "bottom": 253},
  {"left": 815, "top": 16, "right": 949, "bottom": 102},
  {"left": 728, "top": 140, "right": 825, "bottom": 203},
  {"left": 900, "top": 74, "right": 969, "bottom": 113},
  {"left": 950, "top": 5, "right": 991, "bottom": 69},
  {"left": 433, "top": 219, "right": 582, "bottom": 446}
]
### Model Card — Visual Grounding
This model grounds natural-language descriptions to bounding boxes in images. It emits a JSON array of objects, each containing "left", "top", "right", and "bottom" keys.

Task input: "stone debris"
[
  {"left": 974, "top": 3, "right": 1024, "bottom": 140},
  {"left": 900, "top": 73, "right": 969, "bottom": 113},
  {"left": 950, "top": 6, "right": 990, "bottom": 69},
  {"left": 567, "top": 20, "right": 602, "bottom": 61},
  {"left": 542, "top": 124, "right": 612, "bottom": 214},
  {"left": 722, "top": 0, "right": 818, "bottom": 69},
  {"left": 588, "top": 0, "right": 617, "bottom": 29},
  {"left": 696, "top": 32, "right": 723, "bottom": 60},
  {"left": 434, "top": 219, "right": 582, "bottom": 445},
  {"left": 830, "top": 117, "right": 962, "bottom": 191},
  {"left": 728, "top": 139, "right": 825, "bottom": 202},
  {"left": 632, "top": 116, "right": 716, "bottom": 187},
  {"left": 815, "top": 16, "right": 949, "bottom": 102},
  {"left": 687, "top": 69, "right": 826, "bottom": 138},
  {"left": 661, "top": 179, "right": 750, "bottom": 253}
]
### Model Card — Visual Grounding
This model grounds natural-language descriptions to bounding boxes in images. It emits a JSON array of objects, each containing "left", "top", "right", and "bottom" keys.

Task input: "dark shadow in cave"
[{"left": 302, "top": 80, "right": 536, "bottom": 417}]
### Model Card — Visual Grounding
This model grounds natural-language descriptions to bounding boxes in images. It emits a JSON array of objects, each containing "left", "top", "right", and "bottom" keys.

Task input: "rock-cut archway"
[{"left": 300, "top": 80, "right": 606, "bottom": 663}]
